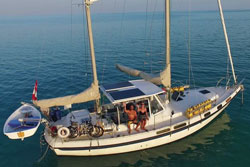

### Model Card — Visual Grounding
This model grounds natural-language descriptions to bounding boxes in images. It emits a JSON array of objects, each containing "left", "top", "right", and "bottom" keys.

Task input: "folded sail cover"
[
  {"left": 116, "top": 64, "right": 170, "bottom": 88},
  {"left": 33, "top": 83, "right": 100, "bottom": 110}
]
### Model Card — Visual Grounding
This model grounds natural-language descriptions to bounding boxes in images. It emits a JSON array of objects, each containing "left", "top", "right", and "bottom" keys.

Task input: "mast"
[
  {"left": 85, "top": 0, "right": 98, "bottom": 85},
  {"left": 217, "top": 0, "right": 237, "bottom": 84},
  {"left": 85, "top": 0, "right": 100, "bottom": 112},
  {"left": 32, "top": 0, "right": 101, "bottom": 111},
  {"left": 165, "top": 0, "right": 171, "bottom": 88}
]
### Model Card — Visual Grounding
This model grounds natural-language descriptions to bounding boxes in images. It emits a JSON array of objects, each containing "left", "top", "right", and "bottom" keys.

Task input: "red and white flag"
[{"left": 32, "top": 80, "right": 38, "bottom": 101}]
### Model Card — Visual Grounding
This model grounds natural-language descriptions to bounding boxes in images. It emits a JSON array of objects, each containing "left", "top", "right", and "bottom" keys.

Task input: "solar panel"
[
  {"left": 102, "top": 81, "right": 134, "bottom": 91},
  {"left": 109, "top": 88, "right": 145, "bottom": 100}
]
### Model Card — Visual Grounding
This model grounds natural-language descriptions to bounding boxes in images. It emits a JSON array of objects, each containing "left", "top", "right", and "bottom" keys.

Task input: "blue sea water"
[{"left": 0, "top": 10, "right": 250, "bottom": 167}]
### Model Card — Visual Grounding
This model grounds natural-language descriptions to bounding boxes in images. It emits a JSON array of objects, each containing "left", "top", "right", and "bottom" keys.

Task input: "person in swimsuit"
[
  {"left": 135, "top": 102, "right": 149, "bottom": 131},
  {"left": 123, "top": 102, "right": 138, "bottom": 134}
]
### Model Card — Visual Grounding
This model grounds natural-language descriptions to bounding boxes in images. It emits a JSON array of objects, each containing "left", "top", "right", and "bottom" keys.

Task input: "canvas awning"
[{"left": 33, "top": 83, "right": 100, "bottom": 111}]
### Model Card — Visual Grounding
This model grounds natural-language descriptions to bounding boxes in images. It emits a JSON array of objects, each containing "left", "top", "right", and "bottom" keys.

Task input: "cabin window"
[
  {"left": 172, "top": 91, "right": 183, "bottom": 101},
  {"left": 157, "top": 92, "right": 167, "bottom": 102},
  {"left": 156, "top": 128, "right": 170, "bottom": 134},
  {"left": 204, "top": 112, "right": 211, "bottom": 118},
  {"left": 150, "top": 96, "right": 163, "bottom": 114},
  {"left": 217, "top": 104, "right": 223, "bottom": 110},
  {"left": 174, "top": 123, "right": 187, "bottom": 129},
  {"left": 199, "top": 89, "right": 210, "bottom": 94},
  {"left": 157, "top": 94, "right": 166, "bottom": 104},
  {"left": 226, "top": 97, "right": 232, "bottom": 103}
]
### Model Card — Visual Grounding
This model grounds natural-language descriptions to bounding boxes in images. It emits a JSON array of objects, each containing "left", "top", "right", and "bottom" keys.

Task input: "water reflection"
[{"left": 37, "top": 112, "right": 230, "bottom": 167}]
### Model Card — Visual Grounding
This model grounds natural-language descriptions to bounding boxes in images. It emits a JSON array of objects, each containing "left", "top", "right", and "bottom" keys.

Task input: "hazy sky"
[{"left": 0, "top": 0, "right": 249, "bottom": 16}]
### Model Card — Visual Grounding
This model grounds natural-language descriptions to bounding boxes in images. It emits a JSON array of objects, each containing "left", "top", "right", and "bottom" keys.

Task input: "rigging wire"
[
  {"left": 226, "top": 56, "right": 230, "bottom": 85},
  {"left": 148, "top": 0, "right": 159, "bottom": 74},
  {"left": 101, "top": 0, "right": 117, "bottom": 85},
  {"left": 187, "top": 0, "right": 196, "bottom": 88},
  {"left": 119, "top": 0, "right": 127, "bottom": 39},
  {"left": 160, "top": 1, "right": 165, "bottom": 70},
  {"left": 81, "top": 0, "right": 91, "bottom": 86},
  {"left": 82, "top": 0, "right": 92, "bottom": 108},
  {"left": 70, "top": 0, "right": 74, "bottom": 89},
  {"left": 36, "top": 13, "right": 48, "bottom": 90},
  {"left": 143, "top": 0, "right": 149, "bottom": 72},
  {"left": 70, "top": 7, "right": 73, "bottom": 44},
  {"left": 37, "top": 28, "right": 45, "bottom": 84},
  {"left": 224, "top": 5, "right": 230, "bottom": 86},
  {"left": 151, "top": 0, "right": 165, "bottom": 75},
  {"left": 188, "top": 0, "right": 191, "bottom": 86},
  {"left": 70, "top": 1, "right": 91, "bottom": 108},
  {"left": 117, "top": 0, "right": 131, "bottom": 81},
  {"left": 143, "top": 0, "right": 168, "bottom": 75},
  {"left": 100, "top": 0, "right": 118, "bottom": 105}
]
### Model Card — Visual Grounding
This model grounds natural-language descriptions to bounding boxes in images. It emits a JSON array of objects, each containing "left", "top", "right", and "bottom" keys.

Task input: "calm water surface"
[{"left": 0, "top": 10, "right": 250, "bottom": 167}]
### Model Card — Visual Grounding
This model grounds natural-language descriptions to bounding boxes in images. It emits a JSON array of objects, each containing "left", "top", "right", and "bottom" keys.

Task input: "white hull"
[
  {"left": 45, "top": 85, "right": 242, "bottom": 156},
  {"left": 52, "top": 103, "right": 228, "bottom": 156}
]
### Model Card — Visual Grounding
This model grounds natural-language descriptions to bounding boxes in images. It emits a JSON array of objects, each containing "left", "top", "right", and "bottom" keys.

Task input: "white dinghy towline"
[{"left": 3, "top": 103, "right": 41, "bottom": 140}]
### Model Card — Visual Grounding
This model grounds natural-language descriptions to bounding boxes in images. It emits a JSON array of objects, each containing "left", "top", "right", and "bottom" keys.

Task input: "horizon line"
[{"left": 0, "top": 8, "right": 249, "bottom": 18}]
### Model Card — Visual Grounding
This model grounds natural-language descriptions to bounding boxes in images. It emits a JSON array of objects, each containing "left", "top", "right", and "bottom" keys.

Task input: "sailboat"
[{"left": 4, "top": 0, "right": 244, "bottom": 156}]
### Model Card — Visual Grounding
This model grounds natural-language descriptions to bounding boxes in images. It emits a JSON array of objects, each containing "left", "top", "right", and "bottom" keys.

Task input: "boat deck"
[
  {"left": 167, "top": 86, "right": 228, "bottom": 116},
  {"left": 49, "top": 86, "right": 234, "bottom": 141}
]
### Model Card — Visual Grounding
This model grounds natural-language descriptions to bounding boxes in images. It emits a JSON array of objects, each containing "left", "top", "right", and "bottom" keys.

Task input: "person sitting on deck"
[
  {"left": 123, "top": 102, "right": 138, "bottom": 134},
  {"left": 135, "top": 102, "right": 149, "bottom": 131}
]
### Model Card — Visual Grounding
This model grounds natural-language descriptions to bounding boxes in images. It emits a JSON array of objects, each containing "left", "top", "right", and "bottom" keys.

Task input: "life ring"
[{"left": 57, "top": 127, "right": 70, "bottom": 139}]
